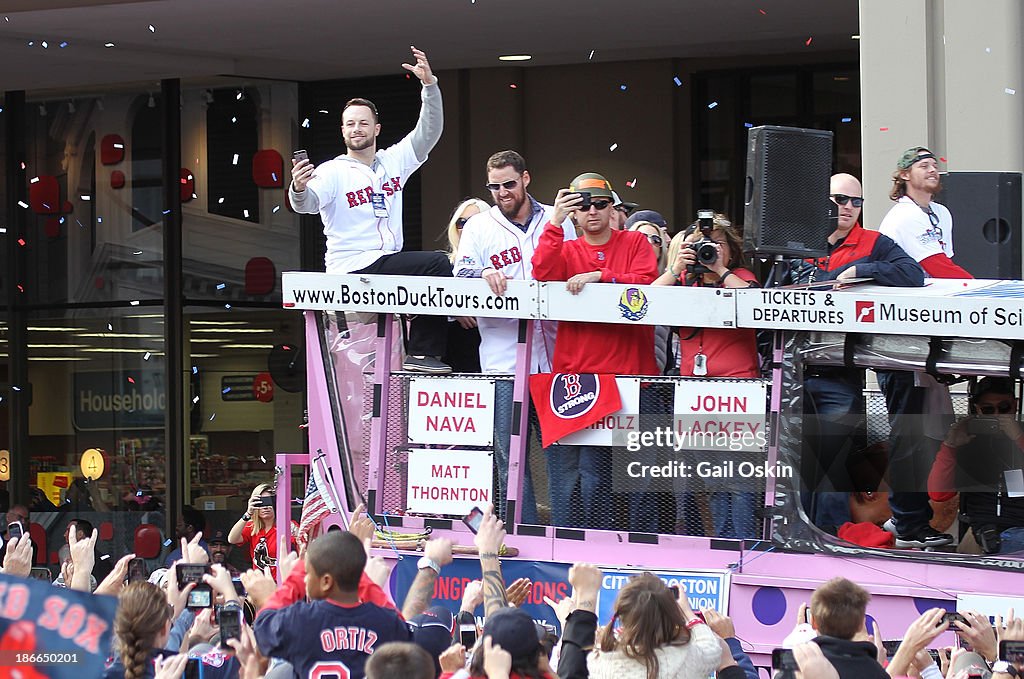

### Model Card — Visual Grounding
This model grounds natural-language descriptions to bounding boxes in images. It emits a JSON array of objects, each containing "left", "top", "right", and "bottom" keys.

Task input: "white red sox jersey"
[
  {"left": 878, "top": 196, "right": 955, "bottom": 262},
  {"left": 305, "top": 141, "right": 422, "bottom": 274},
  {"left": 454, "top": 199, "right": 576, "bottom": 373}
]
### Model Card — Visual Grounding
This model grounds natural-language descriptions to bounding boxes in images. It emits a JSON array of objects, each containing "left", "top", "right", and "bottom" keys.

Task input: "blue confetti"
[
  {"left": 841, "top": 117, "right": 852, "bottom": 123},
  {"left": 619, "top": 84, "right": 627, "bottom": 91},
  {"left": 222, "top": 387, "right": 231, "bottom": 394},
  {"left": 708, "top": 101, "right": 719, "bottom": 109},
  {"left": 272, "top": 172, "right": 278, "bottom": 182},
  {"left": 163, "top": 539, "right": 172, "bottom": 547},
  {"left": 224, "top": 304, "right": 231, "bottom": 309},
  {"left": 673, "top": 77, "right": 682, "bottom": 87},
  {"left": 744, "top": 122, "right": 753, "bottom": 128},
  {"left": 162, "top": 209, "right": 171, "bottom": 215},
  {"left": 59, "top": 41, "right": 68, "bottom": 48},
  {"left": 216, "top": 283, "right": 226, "bottom": 290},
  {"left": 192, "top": 366, "right": 198, "bottom": 374}
]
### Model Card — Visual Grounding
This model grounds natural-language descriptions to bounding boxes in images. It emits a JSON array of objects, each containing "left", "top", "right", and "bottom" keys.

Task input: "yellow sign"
[
  {"left": 0, "top": 450, "right": 9, "bottom": 481},
  {"left": 36, "top": 472, "right": 71, "bottom": 506},
  {"left": 81, "top": 448, "right": 106, "bottom": 480}
]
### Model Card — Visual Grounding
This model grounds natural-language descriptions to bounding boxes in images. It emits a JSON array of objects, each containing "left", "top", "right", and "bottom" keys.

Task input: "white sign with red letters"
[
  {"left": 558, "top": 378, "right": 642, "bottom": 445},
  {"left": 406, "top": 449, "right": 494, "bottom": 515},
  {"left": 407, "top": 378, "right": 495, "bottom": 446}
]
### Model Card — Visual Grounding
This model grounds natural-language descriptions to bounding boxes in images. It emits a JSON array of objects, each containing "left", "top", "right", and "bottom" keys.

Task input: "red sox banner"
[{"left": 529, "top": 373, "right": 622, "bottom": 447}]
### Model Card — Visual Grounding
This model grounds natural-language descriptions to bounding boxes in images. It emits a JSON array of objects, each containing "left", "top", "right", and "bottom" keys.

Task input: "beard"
[
  {"left": 345, "top": 134, "right": 375, "bottom": 152},
  {"left": 497, "top": 191, "right": 527, "bottom": 221}
]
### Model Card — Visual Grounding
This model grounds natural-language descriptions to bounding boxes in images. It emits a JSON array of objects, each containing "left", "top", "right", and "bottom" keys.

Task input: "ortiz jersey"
[
  {"left": 253, "top": 559, "right": 411, "bottom": 679},
  {"left": 295, "top": 84, "right": 440, "bottom": 274},
  {"left": 453, "top": 199, "right": 576, "bottom": 373}
]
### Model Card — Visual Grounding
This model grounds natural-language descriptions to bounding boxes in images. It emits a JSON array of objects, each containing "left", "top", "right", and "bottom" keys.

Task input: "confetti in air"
[
  {"left": 940, "top": 157, "right": 947, "bottom": 162},
  {"left": 144, "top": 352, "right": 151, "bottom": 361},
  {"left": 880, "top": 127, "right": 889, "bottom": 131},
  {"left": 104, "top": 42, "right": 114, "bottom": 48},
  {"left": 261, "top": 456, "right": 267, "bottom": 464},
  {"left": 759, "top": 8, "right": 766, "bottom": 14},
  {"left": 210, "top": 413, "right": 217, "bottom": 421},
  {"left": 301, "top": 118, "right": 310, "bottom": 128},
  {"left": 17, "top": 201, "right": 28, "bottom": 209},
  {"left": 805, "top": 37, "right": 813, "bottom": 46},
  {"left": 1006, "top": 88, "right": 1016, "bottom": 95},
  {"left": 107, "top": 323, "right": 113, "bottom": 331},
  {"left": 193, "top": 396, "right": 200, "bottom": 404},
  {"left": 609, "top": 143, "right": 618, "bottom": 151},
  {"left": 218, "top": 197, "right": 225, "bottom": 204},
  {"left": 17, "top": 239, "right": 25, "bottom": 246},
  {"left": 232, "top": 153, "right": 239, "bottom": 165},
  {"left": 626, "top": 178, "right": 637, "bottom": 188},
  {"left": 841, "top": 117, "right": 852, "bottom": 123},
  {"left": 133, "top": 250, "right": 143, "bottom": 255},
  {"left": 589, "top": 50, "right": 595, "bottom": 60},
  {"left": 744, "top": 122, "right": 753, "bottom": 128},
  {"left": 243, "top": 209, "right": 250, "bottom": 218},
  {"left": 148, "top": 24, "right": 155, "bottom": 32},
  {"left": 163, "top": 539, "right": 172, "bottom": 547},
  {"left": 216, "top": 283, "right": 226, "bottom": 290},
  {"left": 273, "top": 205, "right": 281, "bottom": 213},
  {"left": 222, "top": 387, "right": 231, "bottom": 394},
  {"left": 509, "top": 84, "right": 517, "bottom": 89},
  {"left": 127, "top": 377, "right": 135, "bottom": 384},
  {"left": 130, "top": 300, "right": 140, "bottom": 306},
  {"left": 192, "top": 366, "right": 198, "bottom": 374},
  {"left": 673, "top": 77, "right": 682, "bottom": 87},
  {"left": 59, "top": 41, "right": 68, "bottom": 48},
  {"left": 708, "top": 101, "right": 719, "bottom": 109},
  {"left": 619, "top": 84, "right": 627, "bottom": 91}
]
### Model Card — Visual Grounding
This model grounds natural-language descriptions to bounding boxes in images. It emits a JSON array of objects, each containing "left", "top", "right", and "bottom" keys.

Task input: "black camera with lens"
[{"left": 686, "top": 209, "right": 719, "bottom": 277}]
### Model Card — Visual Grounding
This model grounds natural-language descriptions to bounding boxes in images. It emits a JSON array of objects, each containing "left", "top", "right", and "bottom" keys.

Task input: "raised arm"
[
  {"left": 400, "top": 538, "right": 453, "bottom": 619},
  {"left": 474, "top": 506, "right": 509, "bottom": 616},
  {"left": 401, "top": 46, "right": 443, "bottom": 162}
]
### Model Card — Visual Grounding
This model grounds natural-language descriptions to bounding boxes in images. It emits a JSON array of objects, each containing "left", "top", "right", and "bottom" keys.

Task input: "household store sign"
[{"left": 74, "top": 371, "right": 166, "bottom": 430}]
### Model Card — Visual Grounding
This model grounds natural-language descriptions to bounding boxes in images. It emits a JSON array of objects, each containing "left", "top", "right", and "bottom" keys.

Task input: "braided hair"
[{"left": 115, "top": 582, "right": 171, "bottom": 679}]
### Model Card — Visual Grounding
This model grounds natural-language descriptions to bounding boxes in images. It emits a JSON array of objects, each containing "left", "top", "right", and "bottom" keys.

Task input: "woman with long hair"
[
  {"left": 227, "top": 483, "right": 297, "bottom": 578},
  {"left": 441, "top": 198, "right": 489, "bottom": 373},
  {"left": 106, "top": 581, "right": 175, "bottom": 679},
  {"left": 654, "top": 214, "right": 762, "bottom": 539},
  {"left": 588, "top": 574, "right": 720, "bottom": 679}
]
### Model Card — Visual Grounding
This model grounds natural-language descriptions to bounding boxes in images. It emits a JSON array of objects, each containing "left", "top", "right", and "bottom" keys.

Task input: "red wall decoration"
[
  {"left": 100, "top": 134, "right": 125, "bottom": 165},
  {"left": 245, "top": 257, "right": 276, "bottom": 296},
  {"left": 110, "top": 170, "right": 125, "bottom": 189},
  {"left": 29, "top": 175, "right": 60, "bottom": 214},
  {"left": 252, "top": 150, "right": 284, "bottom": 188},
  {"left": 180, "top": 168, "right": 195, "bottom": 202}
]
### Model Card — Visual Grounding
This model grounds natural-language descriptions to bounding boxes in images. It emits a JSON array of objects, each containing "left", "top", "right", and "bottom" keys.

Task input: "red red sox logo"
[{"left": 489, "top": 246, "right": 523, "bottom": 270}]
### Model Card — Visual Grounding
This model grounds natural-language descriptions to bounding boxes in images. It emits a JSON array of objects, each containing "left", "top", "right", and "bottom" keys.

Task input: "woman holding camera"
[
  {"left": 654, "top": 214, "right": 760, "bottom": 539},
  {"left": 228, "top": 483, "right": 297, "bottom": 578}
]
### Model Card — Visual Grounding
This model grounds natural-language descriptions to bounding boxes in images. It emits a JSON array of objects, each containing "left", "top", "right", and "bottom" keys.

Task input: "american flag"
[{"left": 296, "top": 455, "right": 337, "bottom": 549}]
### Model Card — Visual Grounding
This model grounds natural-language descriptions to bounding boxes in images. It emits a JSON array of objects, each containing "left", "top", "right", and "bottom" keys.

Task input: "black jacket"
[
  {"left": 558, "top": 609, "right": 597, "bottom": 679},
  {"left": 814, "top": 635, "right": 888, "bottom": 679}
]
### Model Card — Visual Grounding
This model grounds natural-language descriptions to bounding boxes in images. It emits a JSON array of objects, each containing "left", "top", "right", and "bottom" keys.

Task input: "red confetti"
[
  {"left": 127, "top": 377, "right": 135, "bottom": 384},
  {"left": 805, "top": 37, "right": 813, "bottom": 46},
  {"left": 759, "top": 8, "right": 766, "bottom": 14},
  {"left": 940, "top": 157, "right": 947, "bottom": 162},
  {"left": 880, "top": 127, "right": 889, "bottom": 131},
  {"left": 510, "top": 83, "right": 518, "bottom": 89},
  {"left": 17, "top": 238, "right": 25, "bottom": 246},
  {"left": 16, "top": 284, "right": 24, "bottom": 292}
]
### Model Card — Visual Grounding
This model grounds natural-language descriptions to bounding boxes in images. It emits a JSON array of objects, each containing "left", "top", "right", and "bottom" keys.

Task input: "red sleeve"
[
  {"left": 259, "top": 555, "right": 308, "bottom": 613},
  {"left": 241, "top": 522, "right": 253, "bottom": 541},
  {"left": 598, "top": 233, "right": 659, "bottom": 284},
  {"left": 919, "top": 253, "right": 973, "bottom": 279},
  {"left": 531, "top": 221, "right": 569, "bottom": 281},
  {"left": 927, "top": 442, "right": 959, "bottom": 502},
  {"left": 735, "top": 268, "right": 759, "bottom": 285}
]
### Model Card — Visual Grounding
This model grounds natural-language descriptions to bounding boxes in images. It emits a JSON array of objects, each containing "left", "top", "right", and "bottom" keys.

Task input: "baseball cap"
[
  {"left": 611, "top": 191, "right": 638, "bottom": 214},
  {"left": 897, "top": 146, "right": 936, "bottom": 170},
  {"left": 407, "top": 606, "right": 456, "bottom": 676},
  {"left": 625, "top": 210, "right": 668, "bottom": 231},
  {"left": 208, "top": 529, "right": 229, "bottom": 545},
  {"left": 569, "top": 172, "right": 614, "bottom": 199},
  {"left": 482, "top": 608, "right": 541, "bottom": 664},
  {"left": 948, "top": 651, "right": 992, "bottom": 679},
  {"left": 148, "top": 568, "right": 169, "bottom": 588}
]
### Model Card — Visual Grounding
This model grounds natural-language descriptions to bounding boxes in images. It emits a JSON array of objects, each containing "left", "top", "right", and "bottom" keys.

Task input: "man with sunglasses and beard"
[
  {"left": 786, "top": 173, "right": 924, "bottom": 532},
  {"left": 928, "top": 377, "right": 1024, "bottom": 555},
  {"left": 453, "top": 150, "right": 576, "bottom": 524},
  {"left": 875, "top": 149, "right": 972, "bottom": 548}
]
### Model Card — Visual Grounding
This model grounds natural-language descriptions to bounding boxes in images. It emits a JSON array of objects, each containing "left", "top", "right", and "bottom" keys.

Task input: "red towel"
[{"left": 529, "top": 373, "right": 621, "bottom": 447}]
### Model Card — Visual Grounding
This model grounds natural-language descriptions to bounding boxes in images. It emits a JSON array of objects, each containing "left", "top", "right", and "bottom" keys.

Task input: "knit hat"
[{"left": 569, "top": 173, "right": 614, "bottom": 199}]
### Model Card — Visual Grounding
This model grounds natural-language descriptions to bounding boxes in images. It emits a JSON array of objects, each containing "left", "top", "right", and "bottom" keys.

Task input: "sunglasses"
[
  {"left": 977, "top": 400, "right": 1015, "bottom": 415},
  {"left": 924, "top": 206, "right": 940, "bottom": 229},
  {"left": 581, "top": 199, "right": 612, "bottom": 211},
  {"left": 645, "top": 234, "right": 663, "bottom": 247},
  {"left": 831, "top": 194, "right": 864, "bottom": 208},
  {"left": 485, "top": 179, "right": 520, "bottom": 192},
  {"left": 456, "top": 217, "right": 469, "bottom": 229}
]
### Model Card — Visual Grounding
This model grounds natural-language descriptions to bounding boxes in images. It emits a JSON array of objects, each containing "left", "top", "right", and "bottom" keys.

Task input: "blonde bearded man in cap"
[{"left": 532, "top": 172, "right": 659, "bottom": 530}]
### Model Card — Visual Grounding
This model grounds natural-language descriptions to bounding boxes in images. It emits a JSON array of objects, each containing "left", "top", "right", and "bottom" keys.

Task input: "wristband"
[
  {"left": 417, "top": 556, "right": 441, "bottom": 574},
  {"left": 241, "top": 513, "right": 251, "bottom": 521}
]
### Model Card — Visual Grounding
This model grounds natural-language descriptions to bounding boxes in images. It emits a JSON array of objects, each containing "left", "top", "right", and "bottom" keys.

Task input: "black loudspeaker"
[
  {"left": 937, "top": 172, "right": 1022, "bottom": 279},
  {"left": 743, "top": 125, "right": 834, "bottom": 257}
]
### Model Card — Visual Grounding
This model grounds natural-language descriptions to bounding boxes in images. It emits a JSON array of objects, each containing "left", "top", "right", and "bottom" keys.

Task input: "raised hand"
[{"left": 401, "top": 46, "right": 436, "bottom": 85}]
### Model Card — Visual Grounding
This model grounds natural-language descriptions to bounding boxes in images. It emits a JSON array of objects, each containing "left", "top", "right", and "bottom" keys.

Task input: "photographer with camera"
[
  {"left": 927, "top": 377, "right": 1024, "bottom": 555},
  {"left": 652, "top": 212, "right": 760, "bottom": 538}
]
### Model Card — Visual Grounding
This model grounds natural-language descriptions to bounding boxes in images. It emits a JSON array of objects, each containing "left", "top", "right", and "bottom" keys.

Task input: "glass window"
[
  {"left": 206, "top": 89, "right": 259, "bottom": 224},
  {"left": 131, "top": 96, "right": 163, "bottom": 231}
]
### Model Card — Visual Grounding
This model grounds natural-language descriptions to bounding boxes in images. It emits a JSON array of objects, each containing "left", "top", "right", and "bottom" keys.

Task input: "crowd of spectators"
[{"left": 1, "top": 504, "right": 1022, "bottom": 678}]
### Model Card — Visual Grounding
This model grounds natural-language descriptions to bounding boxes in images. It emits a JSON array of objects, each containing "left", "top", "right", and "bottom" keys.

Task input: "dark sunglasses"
[
  {"left": 645, "top": 234, "right": 663, "bottom": 247},
  {"left": 456, "top": 217, "right": 469, "bottom": 229},
  {"left": 582, "top": 199, "right": 612, "bottom": 211},
  {"left": 977, "top": 400, "right": 1015, "bottom": 415},
  {"left": 485, "top": 179, "right": 519, "bottom": 192},
  {"left": 924, "top": 206, "right": 940, "bottom": 229},
  {"left": 831, "top": 194, "right": 864, "bottom": 208}
]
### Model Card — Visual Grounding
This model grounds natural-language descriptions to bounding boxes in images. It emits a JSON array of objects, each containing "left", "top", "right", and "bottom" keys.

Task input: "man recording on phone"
[
  {"left": 928, "top": 377, "right": 1024, "bottom": 555},
  {"left": 289, "top": 46, "right": 451, "bottom": 374}
]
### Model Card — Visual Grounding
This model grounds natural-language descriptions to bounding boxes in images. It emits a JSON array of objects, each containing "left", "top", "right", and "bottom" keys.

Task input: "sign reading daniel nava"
[
  {"left": 407, "top": 449, "right": 494, "bottom": 514},
  {"left": 407, "top": 378, "right": 495, "bottom": 446}
]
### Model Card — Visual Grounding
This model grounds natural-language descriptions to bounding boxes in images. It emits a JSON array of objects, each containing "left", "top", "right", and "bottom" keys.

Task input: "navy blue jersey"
[{"left": 254, "top": 599, "right": 411, "bottom": 679}]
